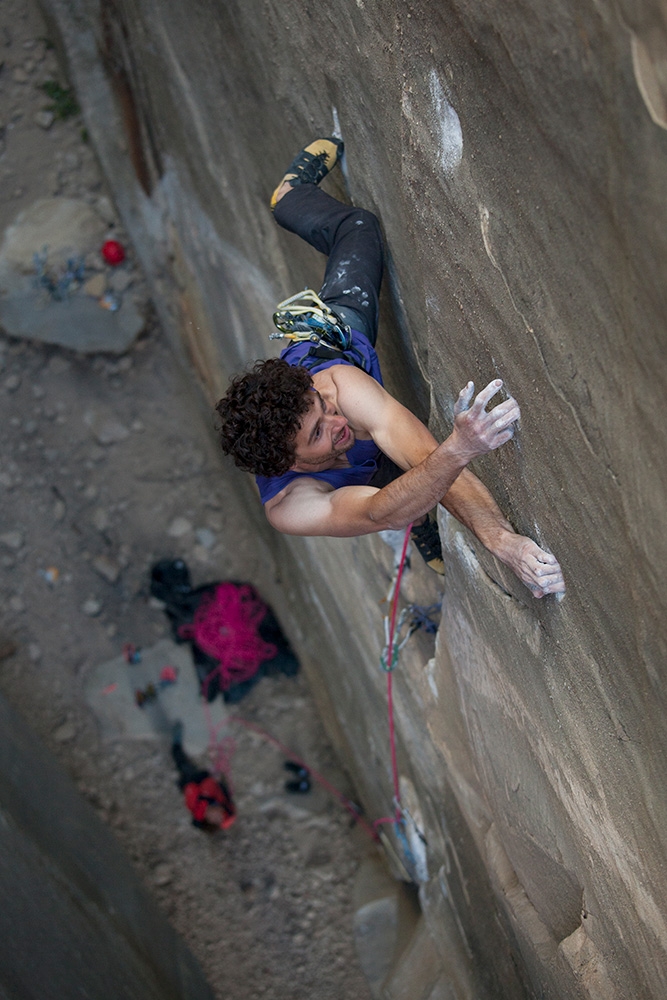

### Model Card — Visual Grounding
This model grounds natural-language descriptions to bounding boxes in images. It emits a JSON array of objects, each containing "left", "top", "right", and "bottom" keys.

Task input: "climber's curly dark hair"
[{"left": 215, "top": 358, "right": 314, "bottom": 477}]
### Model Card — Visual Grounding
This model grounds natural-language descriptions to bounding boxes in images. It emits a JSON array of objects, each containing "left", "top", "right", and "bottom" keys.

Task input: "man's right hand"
[{"left": 452, "top": 379, "right": 520, "bottom": 460}]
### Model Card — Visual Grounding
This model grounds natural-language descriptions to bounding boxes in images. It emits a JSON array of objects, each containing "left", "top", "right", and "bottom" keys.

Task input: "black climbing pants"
[
  {"left": 273, "top": 184, "right": 384, "bottom": 346},
  {"left": 274, "top": 183, "right": 403, "bottom": 488}
]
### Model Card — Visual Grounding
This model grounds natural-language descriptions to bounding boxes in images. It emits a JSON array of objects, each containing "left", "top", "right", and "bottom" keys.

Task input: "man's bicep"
[
  {"left": 332, "top": 368, "right": 439, "bottom": 470},
  {"left": 265, "top": 482, "right": 380, "bottom": 538},
  {"left": 369, "top": 396, "right": 439, "bottom": 471}
]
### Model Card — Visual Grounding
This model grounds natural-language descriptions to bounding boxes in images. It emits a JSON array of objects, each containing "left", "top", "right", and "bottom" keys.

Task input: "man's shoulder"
[
  {"left": 257, "top": 467, "right": 336, "bottom": 507},
  {"left": 319, "top": 363, "right": 383, "bottom": 398},
  {"left": 264, "top": 475, "right": 339, "bottom": 534},
  {"left": 312, "top": 363, "right": 368, "bottom": 390},
  {"left": 265, "top": 475, "right": 335, "bottom": 509}
]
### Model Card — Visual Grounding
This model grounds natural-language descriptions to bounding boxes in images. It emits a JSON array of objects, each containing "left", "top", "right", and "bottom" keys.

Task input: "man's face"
[{"left": 291, "top": 390, "right": 355, "bottom": 470}]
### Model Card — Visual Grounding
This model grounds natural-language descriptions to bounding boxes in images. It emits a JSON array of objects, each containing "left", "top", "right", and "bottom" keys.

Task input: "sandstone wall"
[{"left": 40, "top": 0, "right": 667, "bottom": 996}]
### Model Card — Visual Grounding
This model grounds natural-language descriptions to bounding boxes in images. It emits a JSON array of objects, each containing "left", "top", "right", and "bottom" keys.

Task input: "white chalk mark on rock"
[{"left": 429, "top": 70, "right": 463, "bottom": 175}]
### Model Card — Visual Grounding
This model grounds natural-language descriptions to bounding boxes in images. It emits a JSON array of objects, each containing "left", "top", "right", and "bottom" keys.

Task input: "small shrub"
[{"left": 39, "top": 80, "right": 80, "bottom": 120}]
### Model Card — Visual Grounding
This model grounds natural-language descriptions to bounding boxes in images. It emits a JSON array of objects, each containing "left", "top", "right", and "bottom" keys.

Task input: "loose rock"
[
  {"left": 54, "top": 721, "right": 77, "bottom": 743},
  {"left": 83, "top": 273, "right": 106, "bottom": 298},
  {"left": 84, "top": 410, "right": 130, "bottom": 445},
  {"left": 82, "top": 598, "right": 102, "bottom": 616},
  {"left": 91, "top": 508, "right": 109, "bottom": 531},
  {"left": 34, "top": 109, "right": 54, "bottom": 129},
  {"left": 195, "top": 527, "right": 216, "bottom": 549},
  {"left": 0, "top": 530, "right": 24, "bottom": 550},
  {"left": 92, "top": 554, "right": 121, "bottom": 583},
  {"left": 153, "top": 864, "right": 174, "bottom": 887},
  {"left": 167, "top": 516, "right": 192, "bottom": 538}
]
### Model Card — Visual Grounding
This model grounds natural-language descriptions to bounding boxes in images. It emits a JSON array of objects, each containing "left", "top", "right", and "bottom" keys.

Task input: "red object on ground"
[
  {"left": 101, "top": 239, "right": 125, "bottom": 265},
  {"left": 184, "top": 775, "right": 236, "bottom": 829}
]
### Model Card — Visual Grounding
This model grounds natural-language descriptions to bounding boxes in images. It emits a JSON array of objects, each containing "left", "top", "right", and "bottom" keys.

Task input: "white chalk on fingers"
[{"left": 455, "top": 381, "right": 475, "bottom": 412}]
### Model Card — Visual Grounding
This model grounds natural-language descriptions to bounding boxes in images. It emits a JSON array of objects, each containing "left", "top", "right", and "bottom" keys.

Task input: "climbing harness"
[
  {"left": 271, "top": 288, "right": 352, "bottom": 350},
  {"left": 270, "top": 288, "right": 373, "bottom": 375}
]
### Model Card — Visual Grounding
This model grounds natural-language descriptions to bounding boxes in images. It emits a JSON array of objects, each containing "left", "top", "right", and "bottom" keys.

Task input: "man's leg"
[
  {"left": 273, "top": 142, "right": 443, "bottom": 575},
  {"left": 272, "top": 140, "right": 383, "bottom": 346}
]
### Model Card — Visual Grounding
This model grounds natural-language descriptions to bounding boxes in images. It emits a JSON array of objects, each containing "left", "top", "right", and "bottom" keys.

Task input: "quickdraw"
[
  {"left": 379, "top": 526, "right": 441, "bottom": 673},
  {"left": 374, "top": 525, "right": 440, "bottom": 882},
  {"left": 380, "top": 602, "right": 441, "bottom": 672},
  {"left": 270, "top": 288, "right": 352, "bottom": 350}
]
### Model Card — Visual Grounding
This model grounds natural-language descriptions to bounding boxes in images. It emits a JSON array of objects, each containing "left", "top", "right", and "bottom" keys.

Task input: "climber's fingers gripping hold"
[{"left": 453, "top": 379, "right": 520, "bottom": 459}]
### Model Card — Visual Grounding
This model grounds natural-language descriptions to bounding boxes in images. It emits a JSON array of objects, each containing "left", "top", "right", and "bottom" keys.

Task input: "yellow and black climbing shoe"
[
  {"left": 411, "top": 517, "right": 445, "bottom": 576},
  {"left": 270, "top": 137, "right": 344, "bottom": 210}
]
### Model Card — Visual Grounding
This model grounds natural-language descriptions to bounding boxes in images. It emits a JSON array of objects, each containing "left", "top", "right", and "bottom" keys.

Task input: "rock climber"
[{"left": 216, "top": 138, "right": 564, "bottom": 598}]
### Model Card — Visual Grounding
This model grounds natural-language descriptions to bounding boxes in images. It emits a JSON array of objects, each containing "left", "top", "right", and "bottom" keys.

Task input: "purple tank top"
[{"left": 256, "top": 330, "right": 383, "bottom": 504}]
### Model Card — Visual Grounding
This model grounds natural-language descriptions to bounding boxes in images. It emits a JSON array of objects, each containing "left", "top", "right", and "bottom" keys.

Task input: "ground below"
[{"left": 0, "top": 3, "right": 376, "bottom": 997}]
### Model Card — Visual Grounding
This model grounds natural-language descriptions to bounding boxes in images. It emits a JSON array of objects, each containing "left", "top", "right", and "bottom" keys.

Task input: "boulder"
[{"left": 0, "top": 198, "right": 144, "bottom": 353}]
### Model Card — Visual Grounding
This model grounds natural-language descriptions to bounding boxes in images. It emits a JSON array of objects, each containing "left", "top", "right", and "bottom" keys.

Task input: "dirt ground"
[{"left": 0, "top": 2, "right": 376, "bottom": 997}]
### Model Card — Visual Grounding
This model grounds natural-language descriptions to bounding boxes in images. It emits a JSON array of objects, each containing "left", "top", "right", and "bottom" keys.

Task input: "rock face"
[
  {"left": 41, "top": 0, "right": 667, "bottom": 996},
  {"left": 0, "top": 692, "right": 214, "bottom": 999}
]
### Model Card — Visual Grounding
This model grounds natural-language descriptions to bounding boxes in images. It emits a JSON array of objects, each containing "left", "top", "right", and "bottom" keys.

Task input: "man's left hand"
[{"left": 496, "top": 534, "right": 565, "bottom": 598}]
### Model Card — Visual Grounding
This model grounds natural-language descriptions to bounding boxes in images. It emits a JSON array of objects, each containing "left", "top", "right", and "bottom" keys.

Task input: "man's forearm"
[
  {"left": 366, "top": 383, "right": 522, "bottom": 533},
  {"left": 439, "top": 466, "right": 565, "bottom": 597},
  {"left": 367, "top": 435, "right": 471, "bottom": 529},
  {"left": 440, "top": 467, "right": 516, "bottom": 555}
]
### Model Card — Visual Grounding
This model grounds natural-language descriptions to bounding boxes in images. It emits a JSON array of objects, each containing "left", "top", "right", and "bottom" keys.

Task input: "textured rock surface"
[
  {"left": 40, "top": 0, "right": 667, "bottom": 996},
  {"left": 0, "top": 691, "right": 214, "bottom": 999}
]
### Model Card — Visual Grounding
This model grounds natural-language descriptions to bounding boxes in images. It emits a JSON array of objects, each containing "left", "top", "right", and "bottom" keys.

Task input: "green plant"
[{"left": 39, "top": 80, "right": 80, "bottom": 120}]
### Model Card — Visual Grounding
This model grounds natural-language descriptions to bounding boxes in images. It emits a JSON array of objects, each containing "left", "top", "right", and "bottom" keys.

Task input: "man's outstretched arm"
[
  {"left": 439, "top": 468, "right": 564, "bottom": 597},
  {"left": 267, "top": 380, "right": 519, "bottom": 536},
  {"left": 295, "top": 367, "right": 564, "bottom": 597}
]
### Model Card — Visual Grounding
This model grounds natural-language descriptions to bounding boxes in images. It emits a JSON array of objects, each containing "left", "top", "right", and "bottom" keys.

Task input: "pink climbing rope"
[
  {"left": 198, "top": 526, "right": 415, "bottom": 843},
  {"left": 179, "top": 583, "right": 277, "bottom": 696},
  {"left": 374, "top": 522, "right": 413, "bottom": 832},
  {"left": 229, "top": 716, "right": 379, "bottom": 841}
]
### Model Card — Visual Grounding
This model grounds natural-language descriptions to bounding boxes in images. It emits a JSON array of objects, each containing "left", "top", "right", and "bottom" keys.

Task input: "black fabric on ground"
[
  {"left": 172, "top": 741, "right": 209, "bottom": 789},
  {"left": 150, "top": 559, "right": 299, "bottom": 703}
]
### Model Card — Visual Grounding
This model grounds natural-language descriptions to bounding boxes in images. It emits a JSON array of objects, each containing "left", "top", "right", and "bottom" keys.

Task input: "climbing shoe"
[
  {"left": 410, "top": 517, "right": 445, "bottom": 576},
  {"left": 284, "top": 760, "right": 309, "bottom": 780},
  {"left": 285, "top": 777, "right": 311, "bottom": 794},
  {"left": 270, "top": 136, "right": 344, "bottom": 210}
]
